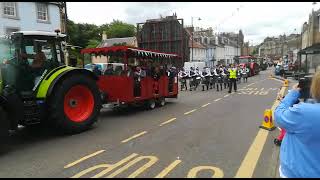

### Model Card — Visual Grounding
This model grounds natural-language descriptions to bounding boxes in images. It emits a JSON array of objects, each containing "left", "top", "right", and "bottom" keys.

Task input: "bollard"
[{"left": 259, "top": 109, "right": 276, "bottom": 131}]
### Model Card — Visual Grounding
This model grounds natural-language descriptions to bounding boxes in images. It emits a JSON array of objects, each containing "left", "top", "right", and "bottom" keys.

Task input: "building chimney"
[{"left": 102, "top": 31, "right": 107, "bottom": 40}]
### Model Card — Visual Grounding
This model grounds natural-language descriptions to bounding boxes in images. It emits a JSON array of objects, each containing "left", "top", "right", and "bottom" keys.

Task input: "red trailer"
[{"left": 81, "top": 46, "right": 180, "bottom": 109}]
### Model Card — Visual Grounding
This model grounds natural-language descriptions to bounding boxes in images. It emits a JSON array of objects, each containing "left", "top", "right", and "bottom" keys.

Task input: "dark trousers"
[{"left": 228, "top": 78, "right": 237, "bottom": 93}]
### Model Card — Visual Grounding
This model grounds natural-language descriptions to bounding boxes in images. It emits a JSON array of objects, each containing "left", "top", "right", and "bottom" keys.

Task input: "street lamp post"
[{"left": 191, "top": 17, "right": 201, "bottom": 62}]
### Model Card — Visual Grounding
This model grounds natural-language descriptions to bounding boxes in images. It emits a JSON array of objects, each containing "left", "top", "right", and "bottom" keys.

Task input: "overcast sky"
[{"left": 67, "top": 2, "right": 318, "bottom": 46}]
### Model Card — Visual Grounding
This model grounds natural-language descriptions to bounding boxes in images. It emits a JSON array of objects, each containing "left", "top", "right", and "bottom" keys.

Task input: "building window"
[
  {"left": 37, "top": 3, "right": 48, "bottom": 21},
  {"left": 3, "top": 2, "right": 16, "bottom": 17}
]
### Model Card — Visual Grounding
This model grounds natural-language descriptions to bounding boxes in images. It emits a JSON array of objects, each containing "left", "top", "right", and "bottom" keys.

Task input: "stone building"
[
  {"left": 299, "top": 8, "right": 320, "bottom": 73},
  {"left": 0, "top": 2, "right": 63, "bottom": 35},
  {"left": 259, "top": 34, "right": 301, "bottom": 61}
]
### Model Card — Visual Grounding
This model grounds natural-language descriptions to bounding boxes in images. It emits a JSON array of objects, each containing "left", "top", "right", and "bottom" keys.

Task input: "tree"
[
  {"left": 86, "top": 39, "right": 100, "bottom": 48},
  {"left": 67, "top": 19, "right": 100, "bottom": 48},
  {"left": 66, "top": 19, "right": 136, "bottom": 65},
  {"left": 105, "top": 20, "right": 136, "bottom": 38}
]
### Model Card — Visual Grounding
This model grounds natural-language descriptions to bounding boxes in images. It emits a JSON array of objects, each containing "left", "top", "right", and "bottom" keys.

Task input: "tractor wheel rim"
[{"left": 64, "top": 85, "right": 94, "bottom": 122}]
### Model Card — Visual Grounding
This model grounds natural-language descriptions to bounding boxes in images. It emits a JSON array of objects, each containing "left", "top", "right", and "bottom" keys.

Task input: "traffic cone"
[
  {"left": 283, "top": 79, "right": 289, "bottom": 87},
  {"left": 259, "top": 109, "right": 276, "bottom": 131}
]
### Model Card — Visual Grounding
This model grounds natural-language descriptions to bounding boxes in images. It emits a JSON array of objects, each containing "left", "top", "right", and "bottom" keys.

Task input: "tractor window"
[
  {"left": 0, "top": 37, "right": 15, "bottom": 64},
  {"left": 24, "top": 39, "right": 59, "bottom": 68}
]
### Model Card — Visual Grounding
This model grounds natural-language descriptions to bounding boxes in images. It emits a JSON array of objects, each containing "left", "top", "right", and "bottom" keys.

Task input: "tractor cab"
[{"left": 0, "top": 31, "right": 67, "bottom": 94}]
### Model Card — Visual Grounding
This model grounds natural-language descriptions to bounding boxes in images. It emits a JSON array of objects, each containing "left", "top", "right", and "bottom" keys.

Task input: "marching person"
[
  {"left": 200, "top": 67, "right": 210, "bottom": 91},
  {"left": 221, "top": 66, "right": 228, "bottom": 89},
  {"left": 189, "top": 67, "right": 199, "bottom": 91},
  {"left": 241, "top": 66, "right": 249, "bottom": 83},
  {"left": 237, "top": 65, "right": 242, "bottom": 84},
  {"left": 215, "top": 65, "right": 223, "bottom": 92},
  {"left": 210, "top": 67, "right": 216, "bottom": 89},
  {"left": 189, "top": 67, "right": 195, "bottom": 91},
  {"left": 228, "top": 64, "right": 237, "bottom": 93},
  {"left": 178, "top": 68, "right": 188, "bottom": 91}
]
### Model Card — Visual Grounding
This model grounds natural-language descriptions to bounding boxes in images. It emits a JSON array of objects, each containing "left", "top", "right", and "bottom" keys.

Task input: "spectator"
[
  {"left": 92, "top": 64, "right": 102, "bottom": 76},
  {"left": 274, "top": 72, "right": 320, "bottom": 178}
]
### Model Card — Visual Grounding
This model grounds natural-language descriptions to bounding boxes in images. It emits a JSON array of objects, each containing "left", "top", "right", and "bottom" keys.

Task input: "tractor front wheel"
[{"left": 49, "top": 74, "right": 101, "bottom": 134}]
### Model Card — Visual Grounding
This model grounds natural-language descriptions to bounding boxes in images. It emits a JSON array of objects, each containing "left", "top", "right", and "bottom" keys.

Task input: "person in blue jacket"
[{"left": 275, "top": 72, "right": 320, "bottom": 178}]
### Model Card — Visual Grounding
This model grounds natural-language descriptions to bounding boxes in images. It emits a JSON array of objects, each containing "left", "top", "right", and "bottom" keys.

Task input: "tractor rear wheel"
[{"left": 48, "top": 74, "right": 101, "bottom": 134}]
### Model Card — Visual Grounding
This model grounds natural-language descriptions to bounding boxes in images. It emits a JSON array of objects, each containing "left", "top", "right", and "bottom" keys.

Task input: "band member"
[
  {"left": 241, "top": 66, "right": 249, "bottom": 83},
  {"left": 200, "top": 67, "right": 211, "bottom": 91},
  {"left": 179, "top": 68, "right": 188, "bottom": 91},
  {"left": 189, "top": 67, "right": 198, "bottom": 91},
  {"left": 215, "top": 66, "right": 223, "bottom": 91}
]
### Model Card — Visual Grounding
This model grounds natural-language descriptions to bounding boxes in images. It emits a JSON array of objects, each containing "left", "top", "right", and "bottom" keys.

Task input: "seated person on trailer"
[
  {"left": 114, "top": 65, "right": 124, "bottom": 76},
  {"left": 104, "top": 64, "right": 114, "bottom": 75},
  {"left": 133, "top": 66, "right": 143, "bottom": 97},
  {"left": 92, "top": 64, "right": 102, "bottom": 76}
]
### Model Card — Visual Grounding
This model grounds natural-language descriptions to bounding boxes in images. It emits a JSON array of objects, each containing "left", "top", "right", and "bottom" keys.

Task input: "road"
[{"left": 0, "top": 68, "right": 283, "bottom": 178}]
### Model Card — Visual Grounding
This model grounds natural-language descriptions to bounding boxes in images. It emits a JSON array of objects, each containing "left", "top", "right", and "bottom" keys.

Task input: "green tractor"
[{"left": 0, "top": 30, "right": 101, "bottom": 137}]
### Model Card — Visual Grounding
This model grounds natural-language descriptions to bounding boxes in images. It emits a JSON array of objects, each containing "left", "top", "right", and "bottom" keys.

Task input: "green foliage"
[
  {"left": 105, "top": 20, "right": 136, "bottom": 38},
  {"left": 66, "top": 19, "right": 136, "bottom": 65},
  {"left": 87, "top": 39, "right": 100, "bottom": 48},
  {"left": 67, "top": 19, "right": 136, "bottom": 48}
]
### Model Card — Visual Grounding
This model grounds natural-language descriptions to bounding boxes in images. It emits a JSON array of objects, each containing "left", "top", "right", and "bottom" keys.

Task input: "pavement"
[{"left": 0, "top": 68, "right": 285, "bottom": 178}]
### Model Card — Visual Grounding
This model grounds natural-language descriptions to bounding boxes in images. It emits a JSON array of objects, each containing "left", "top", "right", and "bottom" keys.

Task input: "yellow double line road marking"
[
  {"left": 121, "top": 131, "right": 148, "bottom": 143},
  {"left": 184, "top": 109, "right": 197, "bottom": 115},
  {"left": 64, "top": 150, "right": 106, "bottom": 169},
  {"left": 159, "top": 118, "right": 177, "bottom": 126}
]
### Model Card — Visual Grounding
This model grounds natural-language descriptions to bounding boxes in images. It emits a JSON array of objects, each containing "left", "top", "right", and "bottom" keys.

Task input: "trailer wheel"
[
  {"left": 158, "top": 97, "right": 165, "bottom": 107},
  {"left": 48, "top": 74, "right": 101, "bottom": 134},
  {"left": 146, "top": 99, "right": 156, "bottom": 110}
]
